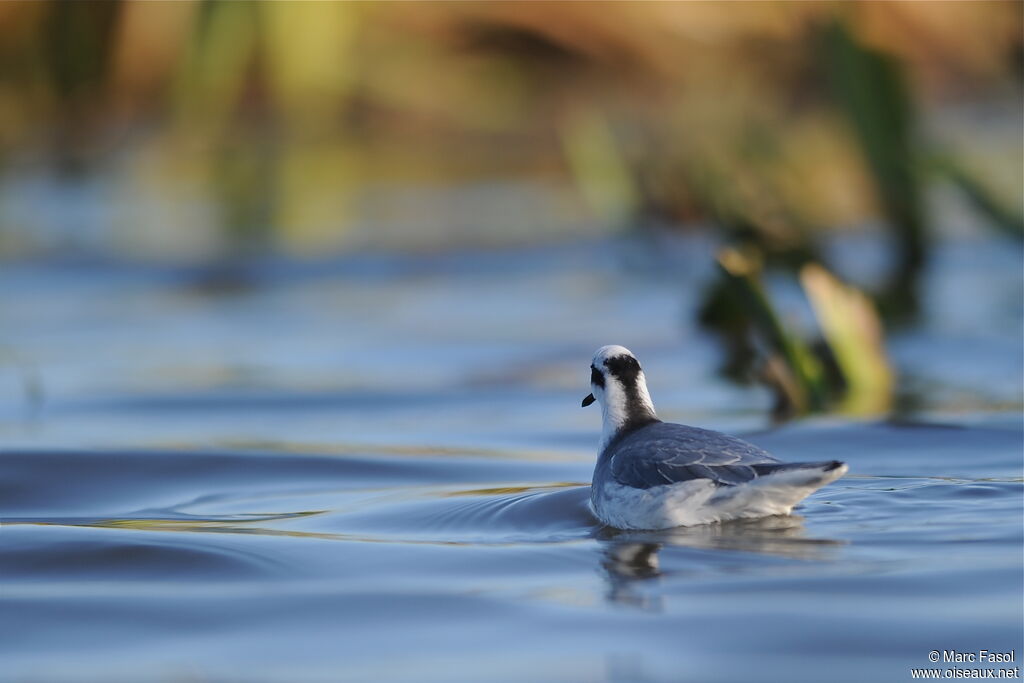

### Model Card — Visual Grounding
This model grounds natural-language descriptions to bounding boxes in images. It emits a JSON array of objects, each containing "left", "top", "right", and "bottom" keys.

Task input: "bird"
[{"left": 582, "top": 345, "right": 847, "bottom": 530}]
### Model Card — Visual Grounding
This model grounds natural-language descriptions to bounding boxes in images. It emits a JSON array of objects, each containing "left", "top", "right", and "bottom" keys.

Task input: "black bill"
[{"left": 581, "top": 393, "right": 595, "bottom": 407}]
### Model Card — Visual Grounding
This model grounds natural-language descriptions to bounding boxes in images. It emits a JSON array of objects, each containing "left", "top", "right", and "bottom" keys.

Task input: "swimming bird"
[{"left": 582, "top": 345, "right": 847, "bottom": 530}]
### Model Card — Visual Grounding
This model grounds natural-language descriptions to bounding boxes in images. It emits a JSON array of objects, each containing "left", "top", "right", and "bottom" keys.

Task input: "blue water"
[{"left": 1, "top": 233, "right": 1022, "bottom": 682}]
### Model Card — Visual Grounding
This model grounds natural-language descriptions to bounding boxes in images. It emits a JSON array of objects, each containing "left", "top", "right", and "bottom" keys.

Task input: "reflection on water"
[
  {"left": 600, "top": 542, "right": 664, "bottom": 610},
  {"left": 601, "top": 514, "right": 844, "bottom": 564},
  {"left": 597, "top": 515, "right": 847, "bottom": 609}
]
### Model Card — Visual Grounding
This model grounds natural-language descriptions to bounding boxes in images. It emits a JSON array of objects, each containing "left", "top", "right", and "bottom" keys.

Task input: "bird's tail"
[
  {"left": 705, "top": 459, "right": 847, "bottom": 521},
  {"left": 751, "top": 460, "right": 848, "bottom": 486}
]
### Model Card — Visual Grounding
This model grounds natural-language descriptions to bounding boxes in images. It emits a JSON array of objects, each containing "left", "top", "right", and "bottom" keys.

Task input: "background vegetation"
[{"left": 0, "top": 1, "right": 1021, "bottom": 419}]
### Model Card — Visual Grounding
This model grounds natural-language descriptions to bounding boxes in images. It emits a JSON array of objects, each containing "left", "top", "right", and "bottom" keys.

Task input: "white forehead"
[{"left": 592, "top": 345, "right": 636, "bottom": 366}]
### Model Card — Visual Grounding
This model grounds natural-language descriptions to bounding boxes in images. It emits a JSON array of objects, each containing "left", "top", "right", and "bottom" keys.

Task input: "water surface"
[{"left": 1, "top": 233, "right": 1021, "bottom": 682}]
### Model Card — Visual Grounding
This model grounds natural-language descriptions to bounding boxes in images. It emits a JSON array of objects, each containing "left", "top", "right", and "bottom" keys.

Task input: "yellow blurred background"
[{"left": 0, "top": 1, "right": 1020, "bottom": 260}]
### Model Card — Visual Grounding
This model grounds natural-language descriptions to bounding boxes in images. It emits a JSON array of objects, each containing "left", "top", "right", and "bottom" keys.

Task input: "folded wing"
[{"left": 606, "top": 422, "right": 783, "bottom": 490}]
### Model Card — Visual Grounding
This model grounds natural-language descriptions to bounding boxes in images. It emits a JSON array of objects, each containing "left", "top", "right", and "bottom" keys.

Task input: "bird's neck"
[{"left": 600, "top": 373, "right": 659, "bottom": 453}]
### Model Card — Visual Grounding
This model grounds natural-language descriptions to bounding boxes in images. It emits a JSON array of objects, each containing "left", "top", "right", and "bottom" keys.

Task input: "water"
[{"left": 1, "top": 232, "right": 1022, "bottom": 682}]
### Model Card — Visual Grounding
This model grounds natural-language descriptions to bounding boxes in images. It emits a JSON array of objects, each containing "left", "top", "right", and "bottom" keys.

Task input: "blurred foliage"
[
  {"left": 823, "top": 19, "right": 925, "bottom": 320},
  {"left": 801, "top": 263, "right": 893, "bottom": 417},
  {"left": 560, "top": 107, "right": 639, "bottom": 227},
  {"left": 706, "top": 249, "right": 893, "bottom": 421},
  {"left": 0, "top": 1, "right": 1020, "bottom": 419},
  {"left": 713, "top": 248, "right": 829, "bottom": 419},
  {"left": 0, "top": 1, "right": 1019, "bottom": 256},
  {"left": 929, "top": 152, "right": 1024, "bottom": 240}
]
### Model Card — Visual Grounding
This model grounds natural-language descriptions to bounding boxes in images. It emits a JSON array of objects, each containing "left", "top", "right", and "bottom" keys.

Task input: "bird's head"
[
  {"left": 582, "top": 345, "right": 642, "bottom": 409},
  {"left": 583, "top": 345, "right": 659, "bottom": 448}
]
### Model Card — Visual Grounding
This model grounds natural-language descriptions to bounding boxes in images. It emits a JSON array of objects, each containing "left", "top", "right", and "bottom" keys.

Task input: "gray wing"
[{"left": 604, "top": 422, "right": 780, "bottom": 490}]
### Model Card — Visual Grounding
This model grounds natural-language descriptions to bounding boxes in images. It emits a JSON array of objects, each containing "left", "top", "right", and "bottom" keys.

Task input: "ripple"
[
  {"left": 0, "top": 524, "right": 286, "bottom": 579},
  {"left": 185, "top": 482, "right": 599, "bottom": 545}
]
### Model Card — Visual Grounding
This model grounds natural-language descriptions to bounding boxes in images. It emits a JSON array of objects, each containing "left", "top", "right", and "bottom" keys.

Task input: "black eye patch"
[
  {"left": 603, "top": 355, "right": 641, "bottom": 384},
  {"left": 590, "top": 366, "right": 605, "bottom": 388}
]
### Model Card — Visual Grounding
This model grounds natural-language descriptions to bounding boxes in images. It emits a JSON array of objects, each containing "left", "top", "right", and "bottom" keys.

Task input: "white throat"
[{"left": 598, "top": 371, "right": 657, "bottom": 453}]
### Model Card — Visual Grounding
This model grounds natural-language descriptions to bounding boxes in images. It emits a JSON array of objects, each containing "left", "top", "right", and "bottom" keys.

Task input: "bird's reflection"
[{"left": 596, "top": 515, "right": 846, "bottom": 609}]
